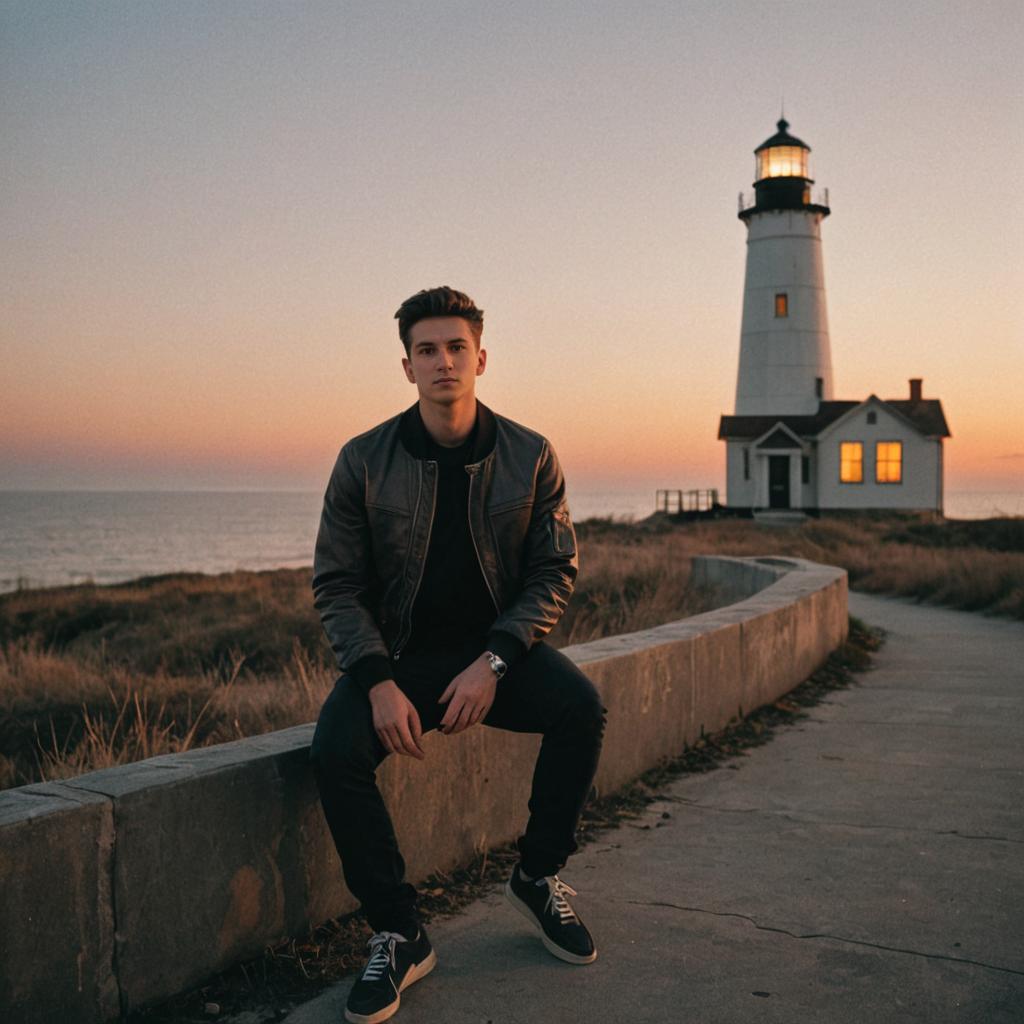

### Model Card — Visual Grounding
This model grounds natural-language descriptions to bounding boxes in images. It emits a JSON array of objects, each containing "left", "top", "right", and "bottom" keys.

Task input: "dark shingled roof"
[
  {"left": 885, "top": 400, "right": 951, "bottom": 437},
  {"left": 719, "top": 401, "right": 856, "bottom": 440},
  {"left": 718, "top": 398, "right": 951, "bottom": 440}
]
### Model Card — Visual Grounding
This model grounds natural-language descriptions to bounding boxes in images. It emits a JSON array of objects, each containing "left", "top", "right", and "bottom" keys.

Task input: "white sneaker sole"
[
  {"left": 344, "top": 948, "right": 437, "bottom": 1024},
  {"left": 504, "top": 881, "right": 598, "bottom": 965}
]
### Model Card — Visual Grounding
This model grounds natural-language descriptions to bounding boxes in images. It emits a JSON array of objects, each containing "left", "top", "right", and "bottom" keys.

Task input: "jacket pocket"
[
  {"left": 366, "top": 504, "right": 412, "bottom": 588},
  {"left": 489, "top": 502, "right": 531, "bottom": 578},
  {"left": 550, "top": 507, "right": 576, "bottom": 557}
]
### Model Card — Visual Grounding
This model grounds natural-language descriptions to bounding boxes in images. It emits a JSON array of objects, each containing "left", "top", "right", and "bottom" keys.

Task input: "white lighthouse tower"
[{"left": 734, "top": 118, "right": 834, "bottom": 415}]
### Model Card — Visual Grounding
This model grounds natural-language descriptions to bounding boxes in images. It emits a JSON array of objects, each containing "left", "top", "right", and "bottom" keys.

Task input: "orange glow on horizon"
[{"left": 2, "top": 3, "right": 1020, "bottom": 501}]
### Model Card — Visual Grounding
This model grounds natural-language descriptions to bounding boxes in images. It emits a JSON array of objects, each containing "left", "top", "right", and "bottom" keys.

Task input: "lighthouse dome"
[
  {"left": 755, "top": 118, "right": 810, "bottom": 153},
  {"left": 755, "top": 118, "right": 810, "bottom": 182}
]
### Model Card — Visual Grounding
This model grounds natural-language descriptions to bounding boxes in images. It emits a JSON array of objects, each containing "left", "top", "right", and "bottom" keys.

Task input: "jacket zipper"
[
  {"left": 466, "top": 464, "right": 500, "bottom": 615},
  {"left": 392, "top": 460, "right": 437, "bottom": 661}
]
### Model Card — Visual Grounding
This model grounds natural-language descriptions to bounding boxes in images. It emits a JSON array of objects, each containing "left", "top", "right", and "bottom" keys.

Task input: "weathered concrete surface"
[
  {"left": 61, "top": 727, "right": 335, "bottom": 1014},
  {"left": 0, "top": 783, "right": 118, "bottom": 1024},
  {"left": 0, "top": 555, "right": 846, "bottom": 1020},
  {"left": 382, "top": 729, "right": 541, "bottom": 887},
  {"left": 285, "top": 593, "right": 1024, "bottom": 1024},
  {"left": 582, "top": 556, "right": 846, "bottom": 796},
  {"left": 690, "top": 555, "right": 783, "bottom": 607}
]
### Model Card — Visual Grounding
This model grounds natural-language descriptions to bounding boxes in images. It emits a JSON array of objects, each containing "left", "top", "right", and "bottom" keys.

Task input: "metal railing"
[
  {"left": 655, "top": 489, "right": 720, "bottom": 514},
  {"left": 738, "top": 187, "right": 830, "bottom": 214}
]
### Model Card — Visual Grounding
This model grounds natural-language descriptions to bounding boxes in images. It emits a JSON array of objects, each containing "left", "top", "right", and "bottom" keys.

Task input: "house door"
[{"left": 768, "top": 456, "right": 790, "bottom": 509}]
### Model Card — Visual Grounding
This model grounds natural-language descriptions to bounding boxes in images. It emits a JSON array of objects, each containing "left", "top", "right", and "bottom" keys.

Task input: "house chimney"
[{"left": 909, "top": 378, "right": 922, "bottom": 402}]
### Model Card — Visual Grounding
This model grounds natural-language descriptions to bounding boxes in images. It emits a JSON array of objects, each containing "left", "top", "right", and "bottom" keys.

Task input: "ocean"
[{"left": 0, "top": 488, "right": 1021, "bottom": 594}]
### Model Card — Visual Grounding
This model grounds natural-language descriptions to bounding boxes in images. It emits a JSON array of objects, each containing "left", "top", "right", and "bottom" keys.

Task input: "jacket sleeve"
[
  {"left": 311, "top": 444, "right": 393, "bottom": 692},
  {"left": 487, "top": 440, "right": 578, "bottom": 665}
]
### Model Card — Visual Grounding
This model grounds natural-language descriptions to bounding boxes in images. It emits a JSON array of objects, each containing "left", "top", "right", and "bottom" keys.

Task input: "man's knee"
[
  {"left": 310, "top": 677, "right": 381, "bottom": 776},
  {"left": 541, "top": 648, "right": 606, "bottom": 739},
  {"left": 574, "top": 677, "right": 607, "bottom": 741}
]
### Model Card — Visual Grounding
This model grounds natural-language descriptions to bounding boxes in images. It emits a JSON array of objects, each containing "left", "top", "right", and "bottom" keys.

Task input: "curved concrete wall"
[{"left": 0, "top": 556, "right": 846, "bottom": 1023}]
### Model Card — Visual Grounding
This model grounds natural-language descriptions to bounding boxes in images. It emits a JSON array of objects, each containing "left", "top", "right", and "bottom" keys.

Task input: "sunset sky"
[{"left": 2, "top": 0, "right": 1022, "bottom": 500}]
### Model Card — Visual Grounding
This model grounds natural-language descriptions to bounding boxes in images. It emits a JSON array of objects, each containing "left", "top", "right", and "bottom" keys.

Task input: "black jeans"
[{"left": 310, "top": 639, "right": 605, "bottom": 934}]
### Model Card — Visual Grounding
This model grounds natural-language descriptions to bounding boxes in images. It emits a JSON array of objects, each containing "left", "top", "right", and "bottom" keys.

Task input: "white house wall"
[
  {"left": 801, "top": 445, "right": 817, "bottom": 508},
  {"left": 817, "top": 405, "right": 942, "bottom": 510},
  {"left": 726, "top": 441, "right": 756, "bottom": 506}
]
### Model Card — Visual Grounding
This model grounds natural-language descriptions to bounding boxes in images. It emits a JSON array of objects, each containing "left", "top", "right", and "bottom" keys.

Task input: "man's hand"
[
  {"left": 369, "top": 680, "right": 425, "bottom": 759},
  {"left": 438, "top": 655, "right": 498, "bottom": 735}
]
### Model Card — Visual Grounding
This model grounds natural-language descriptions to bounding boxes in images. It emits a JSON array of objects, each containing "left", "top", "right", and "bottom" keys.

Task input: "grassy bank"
[
  {"left": 0, "top": 523, "right": 716, "bottom": 790},
  {"left": 591, "top": 511, "right": 1024, "bottom": 618},
  {"left": 1, "top": 512, "right": 1020, "bottom": 790}
]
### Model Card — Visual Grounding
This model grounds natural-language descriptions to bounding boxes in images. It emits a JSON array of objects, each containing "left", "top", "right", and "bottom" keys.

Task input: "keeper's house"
[
  {"left": 719, "top": 380, "right": 951, "bottom": 513},
  {"left": 719, "top": 118, "right": 951, "bottom": 514}
]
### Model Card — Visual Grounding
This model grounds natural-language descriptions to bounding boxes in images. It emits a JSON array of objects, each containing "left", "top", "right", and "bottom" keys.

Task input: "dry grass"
[
  {"left": 0, "top": 534, "right": 720, "bottom": 790},
  {"left": 551, "top": 526, "right": 714, "bottom": 644},
  {"left": 1, "top": 512, "right": 1020, "bottom": 791},
  {"left": 0, "top": 638, "right": 335, "bottom": 791},
  {"left": 571, "top": 513, "right": 1024, "bottom": 619}
]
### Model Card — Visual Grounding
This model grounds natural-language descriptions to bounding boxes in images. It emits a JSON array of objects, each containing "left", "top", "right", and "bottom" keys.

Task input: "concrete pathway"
[{"left": 285, "top": 593, "right": 1024, "bottom": 1024}]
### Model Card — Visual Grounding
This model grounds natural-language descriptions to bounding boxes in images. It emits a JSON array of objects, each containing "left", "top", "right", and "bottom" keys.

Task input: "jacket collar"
[{"left": 399, "top": 400, "right": 497, "bottom": 464}]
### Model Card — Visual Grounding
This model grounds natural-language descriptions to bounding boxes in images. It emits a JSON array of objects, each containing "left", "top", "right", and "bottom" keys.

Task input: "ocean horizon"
[{"left": 1, "top": 487, "right": 1022, "bottom": 594}]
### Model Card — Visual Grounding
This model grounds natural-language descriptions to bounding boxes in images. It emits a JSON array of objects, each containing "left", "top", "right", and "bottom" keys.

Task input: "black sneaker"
[
  {"left": 344, "top": 927, "right": 437, "bottom": 1024},
  {"left": 505, "top": 866, "right": 597, "bottom": 964}
]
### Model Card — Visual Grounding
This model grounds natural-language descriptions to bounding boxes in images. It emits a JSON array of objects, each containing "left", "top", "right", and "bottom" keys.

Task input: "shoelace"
[
  {"left": 360, "top": 931, "right": 405, "bottom": 981},
  {"left": 542, "top": 877, "right": 580, "bottom": 925}
]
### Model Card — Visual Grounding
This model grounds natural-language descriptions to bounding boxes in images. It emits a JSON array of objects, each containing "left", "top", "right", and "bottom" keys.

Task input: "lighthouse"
[
  {"left": 734, "top": 118, "right": 834, "bottom": 415},
  {"left": 718, "top": 118, "right": 951, "bottom": 514}
]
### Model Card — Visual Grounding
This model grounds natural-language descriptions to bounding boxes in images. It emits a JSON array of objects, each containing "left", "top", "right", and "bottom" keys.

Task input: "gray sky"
[{"left": 2, "top": 0, "right": 1022, "bottom": 491}]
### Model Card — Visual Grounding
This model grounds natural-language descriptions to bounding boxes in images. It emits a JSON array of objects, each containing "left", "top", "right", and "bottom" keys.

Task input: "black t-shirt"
[{"left": 405, "top": 418, "right": 497, "bottom": 654}]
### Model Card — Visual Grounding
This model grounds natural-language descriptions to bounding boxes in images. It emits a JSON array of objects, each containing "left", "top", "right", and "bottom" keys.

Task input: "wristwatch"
[{"left": 483, "top": 650, "right": 508, "bottom": 680}]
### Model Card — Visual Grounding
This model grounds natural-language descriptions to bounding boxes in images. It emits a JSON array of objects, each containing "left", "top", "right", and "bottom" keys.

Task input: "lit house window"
[
  {"left": 840, "top": 442, "right": 863, "bottom": 483},
  {"left": 774, "top": 293, "right": 788, "bottom": 318},
  {"left": 876, "top": 441, "right": 903, "bottom": 483}
]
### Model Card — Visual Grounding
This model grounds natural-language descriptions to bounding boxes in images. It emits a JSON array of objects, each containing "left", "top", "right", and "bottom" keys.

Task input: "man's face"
[{"left": 402, "top": 316, "right": 486, "bottom": 406}]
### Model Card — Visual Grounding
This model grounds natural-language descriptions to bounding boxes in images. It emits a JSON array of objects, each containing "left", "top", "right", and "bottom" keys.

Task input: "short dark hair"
[{"left": 394, "top": 286, "right": 484, "bottom": 354}]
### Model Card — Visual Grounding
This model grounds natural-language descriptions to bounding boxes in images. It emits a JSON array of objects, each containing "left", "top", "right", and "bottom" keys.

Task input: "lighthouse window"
[
  {"left": 840, "top": 442, "right": 863, "bottom": 484},
  {"left": 876, "top": 442, "right": 903, "bottom": 483},
  {"left": 774, "top": 293, "right": 789, "bottom": 318}
]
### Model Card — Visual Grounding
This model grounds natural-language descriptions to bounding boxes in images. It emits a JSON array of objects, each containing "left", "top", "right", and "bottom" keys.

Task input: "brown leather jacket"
[{"left": 312, "top": 401, "right": 578, "bottom": 686}]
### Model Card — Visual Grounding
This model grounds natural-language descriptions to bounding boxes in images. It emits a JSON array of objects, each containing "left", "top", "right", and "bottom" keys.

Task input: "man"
[{"left": 310, "top": 286, "right": 605, "bottom": 1024}]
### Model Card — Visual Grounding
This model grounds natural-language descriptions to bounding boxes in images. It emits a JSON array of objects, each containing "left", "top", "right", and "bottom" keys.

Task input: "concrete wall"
[{"left": 0, "top": 556, "right": 847, "bottom": 1023}]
